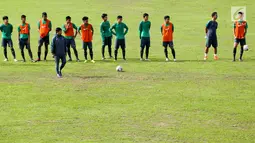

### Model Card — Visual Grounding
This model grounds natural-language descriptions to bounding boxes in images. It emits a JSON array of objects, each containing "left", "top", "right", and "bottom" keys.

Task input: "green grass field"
[{"left": 0, "top": 0, "right": 255, "bottom": 142}]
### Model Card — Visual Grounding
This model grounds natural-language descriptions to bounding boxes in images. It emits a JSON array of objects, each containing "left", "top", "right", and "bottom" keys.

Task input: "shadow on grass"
[{"left": 71, "top": 75, "right": 112, "bottom": 79}]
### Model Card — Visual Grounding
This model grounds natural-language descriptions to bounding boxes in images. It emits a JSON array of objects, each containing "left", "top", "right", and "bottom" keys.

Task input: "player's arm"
[
  {"left": 78, "top": 26, "right": 81, "bottom": 35},
  {"left": 172, "top": 24, "right": 174, "bottom": 33},
  {"left": 17, "top": 26, "right": 20, "bottom": 40},
  {"left": 62, "top": 24, "right": 67, "bottom": 32},
  {"left": 124, "top": 24, "right": 128, "bottom": 35},
  {"left": 233, "top": 22, "right": 236, "bottom": 38},
  {"left": 205, "top": 21, "right": 210, "bottom": 34},
  {"left": 10, "top": 24, "right": 13, "bottom": 34},
  {"left": 100, "top": 23, "right": 104, "bottom": 37},
  {"left": 73, "top": 24, "right": 78, "bottom": 38},
  {"left": 48, "top": 21, "right": 52, "bottom": 32},
  {"left": 37, "top": 21, "right": 40, "bottom": 32},
  {"left": 139, "top": 22, "right": 142, "bottom": 39},
  {"left": 110, "top": 24, "right": 116, "bottom": 36},
  {"left": 244, "top": 22, "right": 248, "bottom": 37},
  {"left": 91, "top": 25, "right": 94, "bottom": 36},
  {"left": 51, "top": 37, "right": 56, "bottom": 56},
  {"left": 28, "top": 24, "right": 31, "bottom": 43},
  {"left": 160, "top": 25, "right": 163, "bottom": 35}
]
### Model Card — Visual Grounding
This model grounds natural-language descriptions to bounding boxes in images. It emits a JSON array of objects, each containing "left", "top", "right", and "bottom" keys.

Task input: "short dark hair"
[
  {"left": 143, "top": 13, "right": 149, "bottom": 18},
  {"left": 21, "top": 15, "right": 26, "bottom": 19},
  {"left": 56, "top": 27, "right": 62, "bottom": 33},
  {"left": 66, "top": 16, "right": 71, "bottom": 20},
  {"left": 117, "top": 15, "right": 122, "bottom": 19},
  {"left": 211, "top": 12, "right": 217, "bottom": 17},
  {"left": 2, "top": 16, "right": 8, "bottom": 20},
  {"left": 164, "top": 15, "right": 170, "bottom": 20},
  {"left": 42, "top": 12, "right": 47, "bottom": 17},
  {"left": 101, "top": 13, "right": 107, "bottom": 18},
  {"left": 238, "top": 12, "right": 243, "bottom": 15},
  {"left": 82, "top": 16, "right": 88, "bottom": 21}
]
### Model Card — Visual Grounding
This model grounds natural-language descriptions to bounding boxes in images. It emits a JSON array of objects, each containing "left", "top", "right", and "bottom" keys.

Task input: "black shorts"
[
  {"left": 103, "top": 36, "right": 112, "bottom": 46},
  {"left": 66, "top": 39, "right": 76, "bottom": 48},
  {"left": 19, "top": 39, "right": 30, "bottom": 50},
  {"left": 83, "top": 42, "right": 92, "bottom": 49},
  {"left": 206, "top": 38, "right": 218, "bottom": 48},
  {"left": 140, "top": 37, "right": 150, "bottom": 48},
  {"left": 163, "top": 41, "right": 174, "bottom": 48},
  {"left": 115, "top": 39, "right": 126, "bottom": 49},
  {"left": 235, "top": 38, "right": 246, "bottom": 46},
  {"left": 1, "top": 39, "right": 13, "bottom": 48},
  {"left": 38, "top": 36, "right": 50, "bottom": 46}
]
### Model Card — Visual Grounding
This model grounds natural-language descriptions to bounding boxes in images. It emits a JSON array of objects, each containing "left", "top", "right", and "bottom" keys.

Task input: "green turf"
[{"left": 0, "top": 0, "right": 255, "bottom": 142}]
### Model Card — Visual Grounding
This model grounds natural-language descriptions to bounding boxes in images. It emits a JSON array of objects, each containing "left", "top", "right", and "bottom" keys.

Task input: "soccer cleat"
[
  {"left": 173, "top": 59, "right": 177, "bottom": 62},
  {"left": 3, "top": 58, "right": 8, "bottom": 62},
  {"left": 140, "top": 58, "right": 144, "bottom": 61},
  {"left": 145, "top": 58, "right": 150, "bottom": 61},
  {"left": 109, "top": 56, "right": 113, "bottom": 59},
  {"left": 91, "top": 60, "right": 95, "bottom": 63},
  {"left": 68, "top": 59, "right": 72, "bottom": 62},
  {"left": 31, "top": 59, "right": 35, "bottom": 62},
  {"left": 114, "top": 59, "right": 117, "bottom": 61},
  {"left": 76, "top": 59, "right": 80, "bottom": 62},
  {"left": 214, "top": 55, "right": 219, "bottom": 60},
  {"left": 123, "top": 58, "right": 126, "bottom": 61},
  {"left": 59, "top": 71, "right": 62, "bottom": 77},
  {"left": 102, "top": 57, "right": 106, "bottom": 60},
  {"left": 36, "top": 58, "right": 41, "bottom": 62},
  {"left": 204, "top": 56, "right": 208, "bottom": 60},
  {"left": 14, "top": 59, "right": 18, "bottom": 62},
  {"left": 166, "top": 58, "right": 169, "bottom": 62},
  {"left": 22, "top": 59, "right": 26, "bottom": 62},
  {"left": 57, "top": 74, "right": 62, "bottom": 78},
  {"left": 84, "top": 60, "right": 88, "bottom": 63},
  {"left": 239, "top": 59, "right": 243, "bottom": 62},
  {"left": 232, "top": 59, "right": 236, "bottom": 62}
]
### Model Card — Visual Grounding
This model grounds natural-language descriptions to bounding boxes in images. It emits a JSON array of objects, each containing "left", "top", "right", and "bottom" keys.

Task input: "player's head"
[
  {"left": 56, "top": 27, "right": 62, "bottom": 35},
  {"left": 42, "top": 12, "right": 47, "bottom": 20},
  {"left": 164, "top": 15, "right": 170, "bottom": 23},
  {"left": 211, "top": 12, "right": 218, "bottom": 20},
  {"left": 143, "top": 13, "right": 149, "bottom": 21},
  {"left": 117, "top": 15, "right": 122, "bottom": 23},
  {"left": 82, "top": 16, "right": 89, "bottom": 24},
  {"left": 2, "top": 16, "right": 8, "bottom": 24},
  {"left": 66, "top": 16, "right": 71, "bottom": 23},
  {"left": 238, "top": 12, "right": 244, "bottom": 20},
  {"left": 101, "top": 13, "right": 108, "bottom": 21},
  {"left": 21, "top": 15, "right": 26, "bottom": 23}
]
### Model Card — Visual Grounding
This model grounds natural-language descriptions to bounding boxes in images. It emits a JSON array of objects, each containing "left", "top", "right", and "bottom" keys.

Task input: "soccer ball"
[
  {"left": 243, "top": 45, "right": 249, "bottom": 51},
  {"left": 116, "top": 65, "right": 123, "bottom": 72}
]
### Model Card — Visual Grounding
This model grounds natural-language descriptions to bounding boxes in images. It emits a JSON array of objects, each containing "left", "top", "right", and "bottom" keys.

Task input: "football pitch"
[{"left": 0, "top": 0, "right": 255, "bottom": 142}]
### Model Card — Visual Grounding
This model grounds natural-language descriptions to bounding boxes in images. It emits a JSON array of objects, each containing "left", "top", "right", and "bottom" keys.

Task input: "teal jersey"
[
  {"left": 0, "top": 23, "right": 13, "bottom": 39},
  {"left": 62, "top": 23, "right": 78, "bottom": 39},
  {"left": 18, "top": 23, "right": 31, "bottom": 39},
  {"left": 37, "top": 19, "right": 52, "bottom": 36},
  {"left": 110, "top": 22, "right": 128, "bottom": 39},
  {"left": 139, "top": 21, "right": 151, "bottom": 38},
  {"left": 100, "top": 21, "right": 112, "bottom": 40}
]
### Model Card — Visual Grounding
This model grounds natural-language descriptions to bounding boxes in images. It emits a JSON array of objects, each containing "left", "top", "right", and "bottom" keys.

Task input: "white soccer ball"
[
  {"left": 243, "top": 45, "right": 249, "bottom": 51},
  {"left": 116, "top": 65, "right": 123, "bottom": 72}
]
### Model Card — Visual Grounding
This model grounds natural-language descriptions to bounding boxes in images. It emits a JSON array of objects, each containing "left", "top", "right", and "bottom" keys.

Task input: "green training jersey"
[
  {"left": 62, "top": 23, "right": 78, "bottom": 39},
  {"left": 100, "top": 21, "right": 112, "bottom": 40},
  {"left": 139, "top": 21, "right": 151, "bottom": 38},
  {"left": 37, "top": 19, "right": 52, "bottom": 36},
  {"left": 110, "top": 22, "right": 128, "bottom": 39},
  {"left": 0, "top": 23, "right": 13, "bottom": 39},
  {"left": 18, "top": 23, "right": 31, "bottom": 39}
]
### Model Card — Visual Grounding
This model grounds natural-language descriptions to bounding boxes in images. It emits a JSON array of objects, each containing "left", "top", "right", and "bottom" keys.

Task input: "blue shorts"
[
  {"left": 140, "top": 37, "right": 150, "bottom": 48},
  {"left": 115, "top": 39, "right": 126, "bottom": 50},
  {"left": 234, "top": 38, "right": 246, "bottom": 46},
  {"left": 206, "top": 38, "right": 218, "bottom": 48},
  {"left": 2, "top": 39, "right": 13, "bottom": 48},
  {"left": 103, "top": 36, "right": 112, "bottom": 46},
  {"left": 83, "top": 42, "right": 92, "bottom": 49},
  {"left": 19, "top": 39, "right": 30, "bottom": 50},
  {"left": 66, "top": 38, "right": 76, "bottom": 48},
  {"left": 163, "top": 41, "right": 173, "bottom": 48}
]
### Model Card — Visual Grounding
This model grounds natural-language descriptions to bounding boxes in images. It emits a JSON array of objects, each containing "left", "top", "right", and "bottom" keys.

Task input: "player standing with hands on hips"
[
  {"left": 233, "top": 12, "right": 248, "bottom": 62},
  {"left": 51, "top": 28, "right": 67, "bottom": 78},
  {"left": 204, "top": 12, "right": 218, "bottom": 61},
  {"left": 36, "top": 12, "right": 52, "bottom": 62}
]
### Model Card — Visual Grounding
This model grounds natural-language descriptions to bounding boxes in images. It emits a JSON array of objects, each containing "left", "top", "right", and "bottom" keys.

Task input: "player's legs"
[
  {"left": 71, "top": 39, "right": 79, "bottom": 61},
  {"left": 19, "top": 39, "right": 26, "bottom": 61},
  {"left": 108, "top": 36, "right": 113, "bottom": 58},
  {"left": 169, "top": 41, "right": 176, "bottom": 61},
  {"left": 145, "top": 38, "right": 150, "bottom": 60},
  {"left": 102, "top": 38, "right": 106, "bottom": 59},
  {"left": 2, "top": 39, "right": 8, "bottom": 60},
  {"left": 88, "top": 42, "right": 94, "bottom": 61},
  {"left": 37, "top": 37, "right": 44, "bottom": 61},
  {"left": 44, "top": 36, "right": 49, "bottom": 61},
  {"left": 83, "top": 42, "right": 88, "bottom": 61},
  {"left": 54, "top": 56, "right": 60, "bottom": 75},
  {"left": 163, "top": 42, "right": 169, "bottom": 60},
  {"left": 212, "top": 38, "right": 218, "bottom": 60},
  {"left": 140, "top": 38, "right": 145, "bottom": 60},
  {"left": 114, "top": 39, "right": 120, "bottom": 61},
  {"left": 8, "top": 39, "right": 16, "bottom": 60},
  {"left": 233, "top": 38, "right": 239, "bottom": 61},
  {"left": 59, "top": 55, "right": 66, "bottom": 76},
  {"left": 26, "top": 42, "right": 33, "bottom": 61},
  {"left": 66, "top": 39, "right": 72, "bottom": 61},
  {"left": 120, "top": 39, "right": 126, "bottom": 60},
  {"left": 239, "top": 39, "right": 246, "bottom": 61},
  {"left": 204, "top": 38, "right": 212, "bottom": 60}
]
